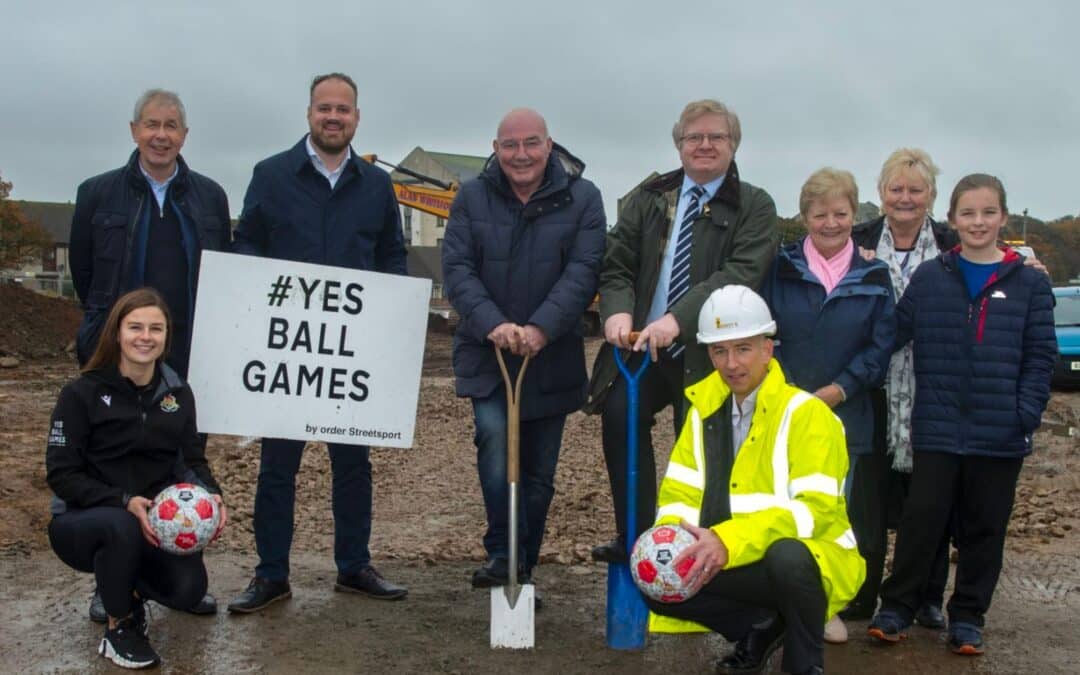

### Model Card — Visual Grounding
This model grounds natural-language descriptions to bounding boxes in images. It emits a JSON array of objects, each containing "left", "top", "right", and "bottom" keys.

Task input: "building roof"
[
  {"left": 426, "top": 151, "right": 487, "bottom": 184},
  {"left": 15, "top": 201, "right": 74, "bottom": 244},
  {"left": 407, "top": 246, "right": 443, "bottom": 283}
]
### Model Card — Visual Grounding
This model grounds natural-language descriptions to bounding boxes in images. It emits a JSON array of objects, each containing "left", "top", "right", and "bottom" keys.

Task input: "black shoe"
[
  {"left": 131, "top": 597, "right": 149, "bottom": 637},
  {"left": 335, "top": 566, "right": 408, "bottom": 600},
  {"left": 794, "top": 667, "right": 824, "bottom": 675},
  {"left": 471, "top": 558, "right": 510, "bottom": 589},
  {"left": 716, "top": 617, "right": 785, "bottom": 674},
  {"left": 185, "top": 593, "right": 217, "bottom": 616},
  {"left": 89, "top": 589, "right": 107, "bottom": 624},
  {"left": 227, "top": 577, "right": 292, "bottom": 614},
  {"left": 90, "top": 590, "right": 148, "bottom": 636},
  {"left": 590, "top": 537, "right": 628, "bottom": 564},
  {"left": 839, "top": 599, "right": 876, "bottom": 621},
  {"left": 99, "top": 616, "right": 160, "bottom": 669},
  {"left": 521, "top": 570, "right": 542, "bottom": 612},
  {"left": 914, "top": 603, "right": 946, "bottom": 629}
]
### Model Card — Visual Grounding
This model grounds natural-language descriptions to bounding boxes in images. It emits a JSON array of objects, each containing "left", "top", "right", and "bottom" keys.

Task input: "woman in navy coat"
[{"left": 762, "top": 167, "right": 895, "bottom": 642}]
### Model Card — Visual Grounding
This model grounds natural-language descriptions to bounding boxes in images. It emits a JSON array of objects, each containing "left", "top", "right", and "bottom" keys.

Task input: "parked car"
[{"left": 1051, "top": 286, "right": 1080, "bottom": 389}]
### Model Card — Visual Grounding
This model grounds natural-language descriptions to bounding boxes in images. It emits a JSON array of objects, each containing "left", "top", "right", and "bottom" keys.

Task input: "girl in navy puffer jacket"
[{"left": 870, "top": 174, "right": 1056, "bottom": 655}]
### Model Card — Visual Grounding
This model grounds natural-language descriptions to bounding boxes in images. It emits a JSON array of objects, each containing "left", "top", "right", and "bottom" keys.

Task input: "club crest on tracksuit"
[{"left": 160, "top": 394, "right": 180, "bottom": 413}]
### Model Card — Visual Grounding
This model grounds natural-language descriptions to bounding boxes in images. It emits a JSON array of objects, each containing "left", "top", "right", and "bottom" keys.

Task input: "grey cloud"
[{"left": 3, "top": 1, "right": 1078, "bottom": 220}]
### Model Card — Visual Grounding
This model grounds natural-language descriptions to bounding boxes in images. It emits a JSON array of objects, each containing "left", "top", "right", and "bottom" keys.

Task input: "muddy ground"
[{"left": 1, "top": 316, "right": 1079, "bottom": 673}]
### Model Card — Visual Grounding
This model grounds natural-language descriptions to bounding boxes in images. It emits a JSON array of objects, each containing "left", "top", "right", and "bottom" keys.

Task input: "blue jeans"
[
  {"left": 254, "top": 438, "right": 372, "bottom": 581},
  {"left": 472, "top": 393, "right": 566, "bottom": 571}
]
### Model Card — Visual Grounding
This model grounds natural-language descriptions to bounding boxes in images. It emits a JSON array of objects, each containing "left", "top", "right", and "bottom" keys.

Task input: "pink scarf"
[{"left": 803, "top": 236, "right": 853, "bottom": 294}]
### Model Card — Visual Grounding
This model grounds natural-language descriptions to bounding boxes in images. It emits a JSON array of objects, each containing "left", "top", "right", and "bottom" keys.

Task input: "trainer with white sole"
[{"left": 46, "top": 289, "right": 228, "bottom": 669}]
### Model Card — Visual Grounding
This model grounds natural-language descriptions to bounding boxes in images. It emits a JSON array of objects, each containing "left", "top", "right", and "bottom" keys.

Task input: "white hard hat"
[{"left": 696, "top": 285, "right": 776, "bottom": 344}]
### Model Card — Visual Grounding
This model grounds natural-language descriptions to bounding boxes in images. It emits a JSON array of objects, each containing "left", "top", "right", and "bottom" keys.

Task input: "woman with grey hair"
[{"left": 845, "top": 148, "right": 955, "bottom": 627}]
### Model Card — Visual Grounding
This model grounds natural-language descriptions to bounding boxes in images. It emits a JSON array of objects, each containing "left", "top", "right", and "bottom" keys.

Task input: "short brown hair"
[
  {"left": 310, "top": 72, "right": 358, "bottom": 104},
  {"left": 947, "top": 173, "right": 1008, "bottom": 221},
  {"left": 83, "top": 288, "right": 172, "bottom": 373},
  {"left": 672, "top": 99, "right": 742, "bottom": 152},
  {"left": 799, "top": 167, "right": 858, "bottom": 218}
]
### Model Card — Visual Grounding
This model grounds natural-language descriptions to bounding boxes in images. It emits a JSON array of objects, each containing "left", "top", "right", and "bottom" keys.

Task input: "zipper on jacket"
[
  {"left": 975, "top": 297, "right": 990, "bottom": 343},
  {"left": 116, "top": 193, "right": 146, "bottom": 298},
  {"left": 953, "top": 251, "right": 1019, "bottom": 446}
]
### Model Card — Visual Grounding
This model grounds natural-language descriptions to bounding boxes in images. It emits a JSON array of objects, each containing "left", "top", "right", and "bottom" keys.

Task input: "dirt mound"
[{"left": 0, "top": 283, "right": 81, "bottom": 359}]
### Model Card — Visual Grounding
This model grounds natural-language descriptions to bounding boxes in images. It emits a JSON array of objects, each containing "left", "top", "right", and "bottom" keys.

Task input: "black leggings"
[{"left": 48, "top": 506, "right": 207, "bottom": 619}]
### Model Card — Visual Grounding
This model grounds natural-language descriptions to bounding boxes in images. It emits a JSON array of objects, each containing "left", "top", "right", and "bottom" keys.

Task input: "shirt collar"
[
  {"left": 681, "top": 173, "right": 725, "bottom": 202},
  {"left": 732, "top": 381, "right": 762, "bottom": 418},
  {"left": 305, "top": 134, "right": 352, "bottom": 173},
  {"left": 138, "top": 161, "right": 178, "bottom": 191}
]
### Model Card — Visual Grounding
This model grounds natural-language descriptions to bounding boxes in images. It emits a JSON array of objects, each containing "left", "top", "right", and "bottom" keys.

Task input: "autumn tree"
[
  {"left": 0, "top": 172, "right": 53, "bottom": 269},
  {"left": 777, "top": 215, "right": 805, "bottom": 247}
]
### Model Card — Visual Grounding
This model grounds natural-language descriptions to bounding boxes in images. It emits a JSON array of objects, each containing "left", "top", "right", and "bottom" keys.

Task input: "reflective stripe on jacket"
[{"left": 649, "top": 361, "right": 866, "bottom": 633}]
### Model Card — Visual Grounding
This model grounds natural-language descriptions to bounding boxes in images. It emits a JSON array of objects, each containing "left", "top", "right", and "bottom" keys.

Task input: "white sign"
[{"left": 187, "top": 251, "right": 431, "bottom": 448}]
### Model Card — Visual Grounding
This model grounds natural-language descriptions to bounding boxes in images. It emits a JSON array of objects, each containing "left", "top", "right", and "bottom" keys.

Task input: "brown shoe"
[{"left": 335, "top": 566, "right": 407, "bottom": 600}]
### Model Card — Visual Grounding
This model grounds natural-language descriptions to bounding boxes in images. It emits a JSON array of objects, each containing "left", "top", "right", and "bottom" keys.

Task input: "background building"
[{"left": 390, "top": 147, "right": 485, "bottom": 248}]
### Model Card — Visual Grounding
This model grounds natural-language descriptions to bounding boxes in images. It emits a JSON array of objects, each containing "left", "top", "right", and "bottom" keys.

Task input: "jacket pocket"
[
  {"left": 198, "top": 215, "right": 226, "bottom": 249},
  {"left": 89, "top": 212, "right": 128, "bottom": 303},
  {"left": 91, "top": 212, "right": 127, "bottom": 260},
  {"left": 1016, "top": 401, "right": 1039, "bottom": 433}
]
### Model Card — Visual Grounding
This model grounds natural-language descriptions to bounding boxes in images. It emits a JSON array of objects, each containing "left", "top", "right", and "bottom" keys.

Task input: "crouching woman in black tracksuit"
[{"left": 45, "top": 288, "right": 227, "bottom": 669}]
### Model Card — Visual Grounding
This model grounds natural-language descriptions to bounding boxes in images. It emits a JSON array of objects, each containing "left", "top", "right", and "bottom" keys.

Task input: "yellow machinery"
[{"left": 361, "top": 154, "right": 457, "bottom": 219}]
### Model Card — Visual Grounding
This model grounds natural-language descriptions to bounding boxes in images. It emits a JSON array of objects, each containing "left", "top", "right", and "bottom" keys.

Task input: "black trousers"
[
  {"left": 847, "top": 451, "right": 950, "bottom": 612},
  {"left": 646, "top": 539, "right": 826, "bottom": 673},
  {"left": 879, "top": 452, "right": 1023, "bottom": 627},
  {"left": 600, "top": 353, "right": 686, "bottom": 542},
  {"left": 49, "top": 506, "right": 208, "bottom": 620}
]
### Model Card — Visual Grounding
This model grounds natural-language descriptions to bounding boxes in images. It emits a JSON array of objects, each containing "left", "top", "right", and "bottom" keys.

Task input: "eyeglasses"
[{"left": 680, "top": 133, "right": 731, "bottom": 148}]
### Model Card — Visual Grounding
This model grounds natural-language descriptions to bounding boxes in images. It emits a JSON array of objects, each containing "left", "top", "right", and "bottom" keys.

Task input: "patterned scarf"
[{"left": 878, "top": 218, "right": 939, "bottom": 472}]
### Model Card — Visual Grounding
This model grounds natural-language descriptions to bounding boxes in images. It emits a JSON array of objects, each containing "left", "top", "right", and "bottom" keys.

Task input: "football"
[
  {"left": 148, "top": 483, "right": 220, "bottom": 555},
  {"left": 630, "top": 524, "right": 698, "bottom": 603}
]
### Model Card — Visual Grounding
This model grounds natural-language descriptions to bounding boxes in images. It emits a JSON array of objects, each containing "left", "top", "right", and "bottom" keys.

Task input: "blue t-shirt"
[{"left": 957, "top": 256, "right": 1000, "bottom": 300}]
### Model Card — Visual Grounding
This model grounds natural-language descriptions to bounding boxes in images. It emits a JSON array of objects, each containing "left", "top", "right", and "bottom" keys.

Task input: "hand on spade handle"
[
  {"left": 633, "top": 314, "right": 679, "bottom": 362},
  {"left": 494, "top": 346, "right": 531, "bottom": 590}
]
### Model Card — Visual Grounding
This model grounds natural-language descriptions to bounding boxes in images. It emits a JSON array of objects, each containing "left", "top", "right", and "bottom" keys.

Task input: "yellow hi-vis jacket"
[{"left": 649, "top": 360, "right": 866, "bottom": 633}]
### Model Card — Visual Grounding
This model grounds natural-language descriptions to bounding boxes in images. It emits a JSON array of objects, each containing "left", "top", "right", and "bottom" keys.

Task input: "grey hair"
[{"left": 132, "top": 89, "right": 187, "bottom": 128}]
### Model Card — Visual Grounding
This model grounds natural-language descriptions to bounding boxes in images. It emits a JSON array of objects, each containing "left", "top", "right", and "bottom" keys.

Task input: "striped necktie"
[{"left": 666, "top": 185, "right": 706, "bottom": 357}]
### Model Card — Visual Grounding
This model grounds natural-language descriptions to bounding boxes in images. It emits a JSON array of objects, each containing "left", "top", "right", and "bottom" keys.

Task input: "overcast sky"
[{"left": 3, "top": 1, "right": 1078, "bottom": 222}]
